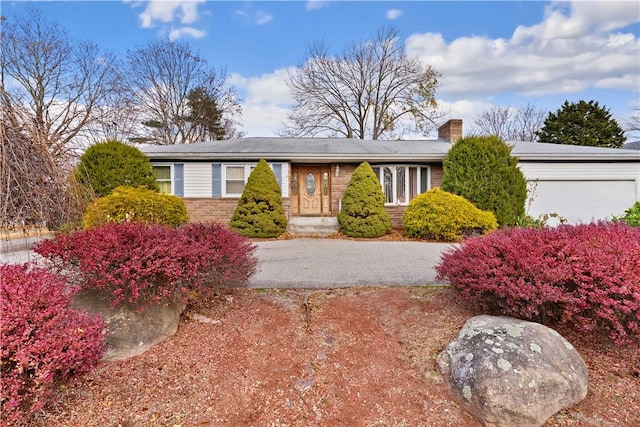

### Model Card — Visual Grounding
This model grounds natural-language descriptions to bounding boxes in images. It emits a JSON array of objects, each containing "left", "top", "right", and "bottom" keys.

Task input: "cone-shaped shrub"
[
  {"left": 442, "top": 135, "right": 526, "bottom": 227},
  {"left": 83, "top": 185, "right": 188, "bottom": 229},
  {"left": 75, "top": 139, "right": 158, "bottom": 197},
  {"left": 230, "top": 159, "right": 287, "bottom": 238},
  {"left": 338, "top": 162, "right": 392, "bottom": 238},
  {"left": 403, "top": 188, "right": 498, "bottom": 241}
]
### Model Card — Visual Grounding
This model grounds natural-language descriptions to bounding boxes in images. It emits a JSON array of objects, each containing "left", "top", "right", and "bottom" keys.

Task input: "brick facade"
[
  {"left": 184, "top": 197, "right": 292, "bottom": 225},
  {"left": 183, "top": 162, "right": 444, "bottom": 230}
]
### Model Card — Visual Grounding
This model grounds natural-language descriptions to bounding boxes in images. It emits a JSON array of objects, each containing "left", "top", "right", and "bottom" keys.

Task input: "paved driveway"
[{"left": 248, "top": 238, "right": 455, "bottom": 289}]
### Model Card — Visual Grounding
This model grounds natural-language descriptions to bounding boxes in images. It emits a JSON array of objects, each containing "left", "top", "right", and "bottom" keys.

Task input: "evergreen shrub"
[
  {"left": 82, "top": 185, "right": 188, "bottom": 229},
  {"left": 403, "top": 188, "right": 497, "bottom": 241},
  {"left": 337, "top": 162, "right": 392, "bottom": 238},
  {"left": 75, "top": 139, "right": 158, "bottom": 197},
  {"left": 34, "top": 222, "right": 258, "bottom": 309},
  {"left": 230, "top": 159, "right": 287, "bottom": 238},
  {"left": 436, "top": 221, "right": 640, "bottom": 344},
  {"left": 442, "top": 135, "right": 527, "bottom": 227},
  {"left": 1, "top": 264, "right": 105, "bottom": 424}
]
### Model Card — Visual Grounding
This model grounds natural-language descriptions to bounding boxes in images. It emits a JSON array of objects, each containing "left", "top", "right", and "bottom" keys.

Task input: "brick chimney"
[{"left": 438, "top": 119, "right": 463, "bottom": 143}]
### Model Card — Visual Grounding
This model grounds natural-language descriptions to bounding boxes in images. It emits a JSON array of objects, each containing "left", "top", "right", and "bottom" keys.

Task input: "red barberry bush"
[
  {"left": 34, "top": 222, "right": 258, "bottom": 309},
  {"left": 1, "top": 263, "right": 106, "bottom": 425},
  {"left": 436, "top": 221, "right": 640, "bottom": 344}
]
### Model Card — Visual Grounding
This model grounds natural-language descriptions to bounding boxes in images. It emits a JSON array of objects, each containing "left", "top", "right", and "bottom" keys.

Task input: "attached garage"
[
  {"left": 514, "top": 142, "right": 640, "bottom": 225},
  {"left": 524, "top": 179, "right": 637, "bottom": 224}
]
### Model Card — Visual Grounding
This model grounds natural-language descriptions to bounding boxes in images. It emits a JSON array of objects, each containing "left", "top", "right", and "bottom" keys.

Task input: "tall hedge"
[
  {"left": 337, "top": 162, "right": 392, "bottom": 238},
  {"left": 83, "top": 185, "right": 188, "bottom": 228},
  {"left": 75, "top": 139, "right": 159, "bottom": 197},
  {"left": 230, "top": 159, "right": 288, "bottom": 238},
  {"left": 442, "top": 135, "right": 527, "bottom": 227}
]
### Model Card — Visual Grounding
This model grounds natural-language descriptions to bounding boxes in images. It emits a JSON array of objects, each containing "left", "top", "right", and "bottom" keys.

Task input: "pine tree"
[{"left": 535, "top": 100, "right": 626, "bottom": 148}]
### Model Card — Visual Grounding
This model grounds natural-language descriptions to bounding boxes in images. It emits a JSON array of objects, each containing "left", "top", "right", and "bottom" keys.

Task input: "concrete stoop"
[{"left": 287, "top": 216, "right": 339, "bottom": 237}]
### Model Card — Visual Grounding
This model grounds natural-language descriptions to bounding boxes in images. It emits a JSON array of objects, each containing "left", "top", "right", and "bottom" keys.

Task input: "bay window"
[{"left": 372, "top": 165, "right": 430, "bottom": 205}]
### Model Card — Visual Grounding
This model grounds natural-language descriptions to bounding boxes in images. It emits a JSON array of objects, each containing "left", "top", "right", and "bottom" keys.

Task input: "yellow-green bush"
[
  {"left": 403, "top": 188, "right": 497, "bottom": 241},
  {"left": 83, "top": 186, "right": 188, "bottom": 229}
]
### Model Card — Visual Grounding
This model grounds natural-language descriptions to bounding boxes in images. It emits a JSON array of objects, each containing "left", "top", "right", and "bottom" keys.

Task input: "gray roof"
[
  {"left": 140, "top": 137, "right": 640, "bottom": 163},
  {"left": 141, "top": 137, "right": 452, "bottom": 162},
  {"left": 623, "top": 141, "right": 640, "bottom": 150}
]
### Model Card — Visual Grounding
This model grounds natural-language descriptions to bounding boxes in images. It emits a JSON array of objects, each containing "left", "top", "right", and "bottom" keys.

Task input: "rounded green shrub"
[
  {"left": 337, "top": 162, "right": 392, "bottom": 238},
  {"left": 619, "top": 201, "right": 640, "bottom": 227},
  {"left": 442, "top": 135, "right": 527, "bottom": 227},
  {"left": 75, "top": 139, "right": 159, "bottom": 197},
  {"left": 83, "top": 186, "right": 188, "bottom": 228},
  {"left": 403, "top": 188, "right": 498, "bottom": 241},
  {"left": 230, "top": 159, "right": 288, "bottom": 238}
]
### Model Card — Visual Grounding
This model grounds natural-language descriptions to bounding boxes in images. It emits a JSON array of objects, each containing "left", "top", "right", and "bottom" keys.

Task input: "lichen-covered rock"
[{"left": 437, "top": 315, "right": 588, "bottom": 427}]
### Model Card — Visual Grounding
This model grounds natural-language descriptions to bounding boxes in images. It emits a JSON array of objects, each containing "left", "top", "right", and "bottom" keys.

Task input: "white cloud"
[
  {"left": 306, "top": 1, "right": 327, "bottom": 11},
  {"left": 405, "top": 1, "right": 640, "bottom": 101},
  {"left": 256, "top": 12, "right": 273, "bottom": 25},
  {"left": 235, "top": 8, "right": 274, "bottom": 26},
  {"left": 386, "top": 9, "right": 402, "bottom": 20},
  {"left": 137, "top": 0, "right": 205, "bottom": 28},
  {"left": 168, "top": 26, "right": 206, "bottom": 41},
  {"left": 231, "top": 69, "right": 294, "bottom": 136}
]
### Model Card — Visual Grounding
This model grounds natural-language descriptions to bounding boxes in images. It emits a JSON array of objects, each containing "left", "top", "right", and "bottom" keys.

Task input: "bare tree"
[
  {"left": 0, "top": 117, "right": 87, "bottom": 229},
  {"left": 1, "top": 8, "right": 119, "bottom": 159},
  {"left": 623, "top": 102, "right": 640, "bottom": 140},
  {"left": 472, "top": 102, "right": 547, "bottom": 141},
  {"left": 280, "top": 27, "right": 442, "bottom": 140},
  {"left": 124, "top": 39, "right": 242, "bottom": 145}
]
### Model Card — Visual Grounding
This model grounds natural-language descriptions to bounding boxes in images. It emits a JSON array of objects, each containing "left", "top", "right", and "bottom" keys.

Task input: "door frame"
[{"left": 291, "top": 164, "right": 332, "bottom": 216}]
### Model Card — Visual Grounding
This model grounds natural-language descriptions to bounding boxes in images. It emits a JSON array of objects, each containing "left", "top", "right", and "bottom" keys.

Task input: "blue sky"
[{"left": 3, "top": 1, "right": 640, "bottom": 138}]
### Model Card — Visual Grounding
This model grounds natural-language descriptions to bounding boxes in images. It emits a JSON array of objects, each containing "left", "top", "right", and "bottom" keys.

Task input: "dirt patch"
[{"left": 33, "top": 288, "right": 639, "bottom": 427}]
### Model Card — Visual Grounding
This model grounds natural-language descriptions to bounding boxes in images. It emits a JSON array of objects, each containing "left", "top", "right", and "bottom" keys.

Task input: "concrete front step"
[{"left": 287, "top": 216, "right": 339, "bottom": 237}]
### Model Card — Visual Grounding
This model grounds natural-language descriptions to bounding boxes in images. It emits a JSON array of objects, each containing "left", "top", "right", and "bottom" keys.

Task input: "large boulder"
[
  {"left": 437, "top": 315, "right": 588, "bottom": 427},
  {"left": 72, "top": 290, "right": 186, "bottom": 361}
]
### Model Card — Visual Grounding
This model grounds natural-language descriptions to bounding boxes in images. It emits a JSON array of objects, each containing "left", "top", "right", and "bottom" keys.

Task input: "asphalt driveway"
[{"left": 248, "top": 238, "right": 455, "bottom": 289}]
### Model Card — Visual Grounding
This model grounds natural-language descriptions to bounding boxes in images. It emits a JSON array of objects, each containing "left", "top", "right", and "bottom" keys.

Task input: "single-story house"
[{"left": 140, "top": 120, "right": 640, "bottom": 232}]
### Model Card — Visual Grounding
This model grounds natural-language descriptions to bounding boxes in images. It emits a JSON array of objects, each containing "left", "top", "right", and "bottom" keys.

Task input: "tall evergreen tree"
[
  {"left": 442, "top": 135, "right": 527, "bottom": 227},
  {"left": 535, "top": 100, "right": 626, "bottom": 148}
]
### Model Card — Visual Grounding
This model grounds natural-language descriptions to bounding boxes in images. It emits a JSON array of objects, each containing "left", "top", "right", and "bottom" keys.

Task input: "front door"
[{"left": 292, "top": 165, "right": 331, "bottom": 215}]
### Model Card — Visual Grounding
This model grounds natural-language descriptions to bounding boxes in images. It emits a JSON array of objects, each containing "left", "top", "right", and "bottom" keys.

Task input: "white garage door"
[{"left": 526, "top": 180, "right": 637, "bottom": 224}]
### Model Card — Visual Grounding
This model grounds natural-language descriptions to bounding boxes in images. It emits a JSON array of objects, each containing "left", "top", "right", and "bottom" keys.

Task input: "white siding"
[
  {"left": 183, "top": 163, "right": 212, "bottom": 197},
  {"left": 519, "top": 162, "right": 640, "bottom": 224}
]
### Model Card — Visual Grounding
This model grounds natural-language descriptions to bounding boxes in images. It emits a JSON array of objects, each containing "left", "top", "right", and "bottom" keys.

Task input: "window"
[
  {"left": 225, "top": 166, "right": 245, "bottom": 194},
  {"left": 372, "top": 165, "right": 430, "bottom": 205},
  {"left": 220, "top": 163, "right": 283, "bottom": 197},
  {"left": 153, "top": 166, "right": 172, "bottom": 194}
]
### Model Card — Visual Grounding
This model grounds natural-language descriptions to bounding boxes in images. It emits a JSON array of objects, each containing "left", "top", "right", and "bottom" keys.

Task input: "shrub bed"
[
  {"left": 34, "top": 222, "right": 258, "bottom": 309},
  {"left": 436, "top": 221, "right": 640, "bottom": 344},
  {"left": 403, "top": 188, "right": 497, "bottom": 241},
  {"left": 83, "top": 185, "right": 188, "bottom": 229},
  {"left": 1, "top": 264, "right": 106, "bottom": 425}
]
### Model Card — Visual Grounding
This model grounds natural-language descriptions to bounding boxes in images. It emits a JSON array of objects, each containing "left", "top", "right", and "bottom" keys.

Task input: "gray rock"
[
  {"left": 72, "top": 290, "right": 186, "bottom": 361},
  {"left": 437, "top": 315, "right": 588, "bottom": 427}
]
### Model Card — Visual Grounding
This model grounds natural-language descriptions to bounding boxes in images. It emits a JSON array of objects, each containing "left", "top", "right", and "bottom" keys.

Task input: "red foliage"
[
  {"left": 0, "top": 263, "right": 106, "bottom": 426},
  {"left": 436, "top": 221, "right": 640, "bottom": 344},
  {"left": 34, "top": 222, "right": 258, "bottom": 309}
]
